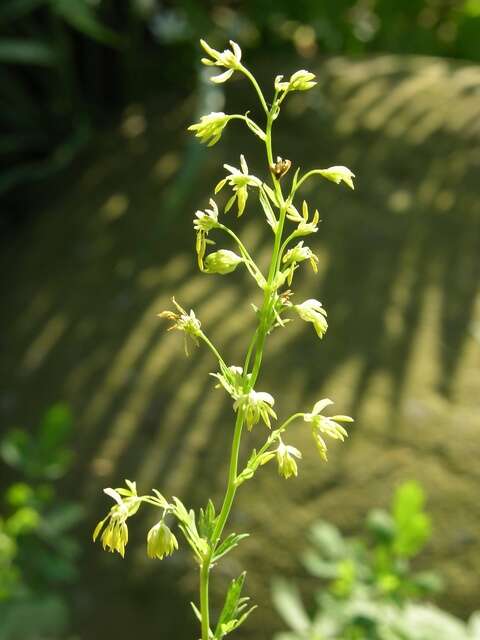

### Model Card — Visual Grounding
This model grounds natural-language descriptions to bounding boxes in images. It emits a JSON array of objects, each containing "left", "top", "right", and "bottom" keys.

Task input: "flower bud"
[
  {"left": 147, "top": 521, "right": 178, "bottom": 560},
  {"left": 289, "top": 69, "right": 317, "bottom": 91},
  {"left": 204, "top": 249, "right": 243, "bottom": 275}
]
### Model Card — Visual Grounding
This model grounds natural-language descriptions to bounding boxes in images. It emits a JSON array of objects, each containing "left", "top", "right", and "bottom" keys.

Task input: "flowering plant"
[{"left": 93, "top": 38, "right": 355, "bottom": 640}]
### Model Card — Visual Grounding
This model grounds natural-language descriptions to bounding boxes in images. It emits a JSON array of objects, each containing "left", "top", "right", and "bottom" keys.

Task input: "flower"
[
  {"left": 92, "top": 480, "right": 141, "bottom": 557},
  {"left": 211, "top": 365, "right": 246, "bottom": 398},
  {"left": 204, "top": 249, "right": 243, "bottom": 275},
  {"left": 188, "top": 112, "right": 230, "bottom": 146},
  {"left": 283, "top": 241, "right": 319, "bottom": 284},
  {"left": 147, "top": 521, "right": 179, "bottom": 560},
  {"left": 318, "top": 166, "right": 355, "bottom": 190},
  {"left": 158, "top": 298, "right": 202, "bottom": 355},
  {"left": 276, "top": 441, "right": 302, "bottom": 479},
  {"left": 200, "top": 39, "right": 242, "bottom": 84},
  {"left": 294, "top": 299, "right": 328, "bottom": 338},
  {"left": 275, "top": 69, "right": 317, "bottom": 93},
  {"left": 233, "top": 390, "right": 277, "bottom": 430},
  {"left": 193, "top": 198, "right": 219, "bottom": 234},
  {"left": 303, "top": 398, "right": 353, "bottom": 461},
  {"left": 215, "top": 155, "right": 261, "bottom": 217},
  {"left": 193, "top": 199, "right": 219, "bottom": 269},
  {"left": 286, "top": 200, "right": 320, "bottom": 236}
]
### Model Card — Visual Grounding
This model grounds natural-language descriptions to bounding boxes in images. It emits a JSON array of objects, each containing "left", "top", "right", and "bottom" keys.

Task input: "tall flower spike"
[
  {"left": 200, "top": 39, "right": 242, "bottom": 83},
  {"left": 233, "top": 390, "right": 276, "bottom": 430},
  {"left": 158, "top": 298, "right": 202, "bottom": 356},
  {"left": 215, "top": 155, "right": 261, "bottom": 216}
]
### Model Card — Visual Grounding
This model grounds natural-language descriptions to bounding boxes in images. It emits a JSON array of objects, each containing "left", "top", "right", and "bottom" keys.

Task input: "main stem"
[{"left": 199, "top": 98, "right": 285, "bottom": 640}]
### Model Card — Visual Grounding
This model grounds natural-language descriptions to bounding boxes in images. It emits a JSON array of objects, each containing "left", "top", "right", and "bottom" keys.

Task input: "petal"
[
  {"left": 312, "top": 398, "right": 334, "bottom": 416},
  {"left": 230, "top": 40, "right": 242, "bottom": 61},
  {"left": 210, "top": 69, "right": 234, "bottom": 84}
]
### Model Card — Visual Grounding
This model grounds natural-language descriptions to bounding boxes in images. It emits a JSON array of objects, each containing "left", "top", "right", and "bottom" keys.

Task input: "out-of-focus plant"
[
  {"left": 0, "top": 403, "right": 82, "bottom": 640},
  {"left": 272, "top": 481, "right": 480, "bottom": 640},
  {"left": 93, "top": 37, "right": 355, "bottom": 640}
]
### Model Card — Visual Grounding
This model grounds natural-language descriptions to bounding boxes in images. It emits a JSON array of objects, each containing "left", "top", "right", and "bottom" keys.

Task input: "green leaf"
[
  {"left": 0, "top": 39, "right": 56, "bottom": 66},
  {"left": 212, "top": 533, "right": 249, "bottom": 563},
  {"left": 271, "top": 577, "right": 310, "bottom": 633},
  {"left": 215, "top": 572, "right": 255, "bottom": 638},
  {"left": 309, "top": 521, "right": 347, "bottom": 560},
  {"left": 392, "top": 481, "right": 431, "bottom": 558},
  {"left": 51, "top": 0, "right": 120, "bottom": 46},
  {"left": 259, "top": 188, "right": 278, "bottom": 233},
  {"left": 198, "top": 499, "right": 217, "bottom": 540}
]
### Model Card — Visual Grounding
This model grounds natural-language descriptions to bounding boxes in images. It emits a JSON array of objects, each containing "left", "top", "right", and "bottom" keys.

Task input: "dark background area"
[{"left": 1, "top": 2, "right": 480, "bottom": 640}]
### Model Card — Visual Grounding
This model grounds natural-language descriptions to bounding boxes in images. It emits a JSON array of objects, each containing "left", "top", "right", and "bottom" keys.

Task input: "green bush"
[
  {"left": 272, "top": 481, "right": 480, "bottom": 640},
  {"left": 0, "top": 403, "right": 82, "bottom": 640}
]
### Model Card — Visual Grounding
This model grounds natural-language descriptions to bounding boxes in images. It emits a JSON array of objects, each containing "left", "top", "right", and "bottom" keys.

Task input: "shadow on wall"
[{"left": 0, "top": 54, "right": 479, "bottom": 639}]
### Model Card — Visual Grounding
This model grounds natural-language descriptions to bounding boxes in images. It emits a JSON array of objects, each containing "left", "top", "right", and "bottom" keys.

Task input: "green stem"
[
  {"left": 240, "top": 66, "right": 269, "bottom": 115},
  {"left": 200, "top": 562, "right": 210, "bottom": 640},
  {"left": 199, "top": 332, "right": 228, "bottom": 370}
]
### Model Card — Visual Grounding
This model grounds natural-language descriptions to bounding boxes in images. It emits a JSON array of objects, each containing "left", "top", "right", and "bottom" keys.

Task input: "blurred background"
[{"left": 1, "top": 1, "right": 479, "bottom": 639}]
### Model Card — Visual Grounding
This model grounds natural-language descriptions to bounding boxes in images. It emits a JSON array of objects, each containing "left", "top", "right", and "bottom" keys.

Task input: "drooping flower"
[
  {"left": 200, "top": 39, "right": 242, "bottom": 84},
  {"left": 204, "top": 249, "right": 243, "bottom": 275},
  {"left": 294, "top": 299, "right": 328, "bottom": 338},
  {"left": 303, "top": 399, "right": 353, "bottom": 461},
  {"left": 215, "top": 155, "right": 261, "bottom": 217},
  {"left": 188, "top": 112, "right": 230, "bottom": 146},
  {"left": 147, "top": 521, "right": 179, "bottom": 560},
  {"left": 92, "top": 480, "right": 141, "bottom": 557},
  {"left": 276, "top": 441, "right": 302, "bottom": 479},
  {"left": 233, "top": 390, "right": 277, "bottom": 430},
  {"left": 318, "top": 166, "right": 355, "bottom": 190},
  {"left": 158, "top": 298, "right": 202, "bottom": 355}
]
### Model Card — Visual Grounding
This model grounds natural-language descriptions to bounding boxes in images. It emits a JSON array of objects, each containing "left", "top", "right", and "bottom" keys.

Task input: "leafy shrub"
[
  {"left": 0, "top": 403, "right": 82, "bottom": 640},
  {"left": 272, "top": 481, "right": 480, "bottom": 640}
]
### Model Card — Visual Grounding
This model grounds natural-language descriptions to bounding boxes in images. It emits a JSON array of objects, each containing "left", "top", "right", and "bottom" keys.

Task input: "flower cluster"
[
  {"left": 304, "top": 399, "right": 353, "bottom": 460},
  {"left": 200, "top": 39, "right": 242, "bottom": 83},
  {"left": 233, "top": 390, "right": 276, "bottom": 430}
]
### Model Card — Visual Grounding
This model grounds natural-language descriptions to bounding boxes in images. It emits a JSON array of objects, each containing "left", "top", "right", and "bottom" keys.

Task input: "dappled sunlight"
[{"left": 1, "top": 54, "right": 480, "bottom": 628}]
